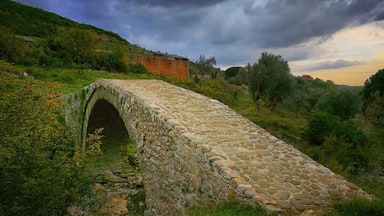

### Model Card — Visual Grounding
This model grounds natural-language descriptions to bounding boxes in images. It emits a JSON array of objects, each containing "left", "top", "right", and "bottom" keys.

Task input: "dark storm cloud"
[
  {"left": 238, "top": 0, "right": 384, "bottom": 48},
  {"left": 128, "top": 0, "right": 227, "bottom": 8}
]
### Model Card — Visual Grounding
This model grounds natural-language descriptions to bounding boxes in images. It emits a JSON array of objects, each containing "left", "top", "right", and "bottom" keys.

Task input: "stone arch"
[
  {"left": 80, "top": 85, "right": 146, "bottom": 214},
  {"left": 86, "top": 99, "right": 130, "bottom": 152},
  {"left": 81, "top": 86, "right": 136, "bottom": 153}
]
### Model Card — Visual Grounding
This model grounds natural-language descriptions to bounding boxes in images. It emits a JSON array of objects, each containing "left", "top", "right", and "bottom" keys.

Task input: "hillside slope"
[
  {"left": 1, "top": 0, "right": 124, "bottom": 40},
  {"left": 0, "top": 0, "right": 155, "bottom": 68}
]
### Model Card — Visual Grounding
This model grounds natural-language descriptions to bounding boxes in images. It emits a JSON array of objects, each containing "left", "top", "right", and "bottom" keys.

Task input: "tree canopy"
[
  {"left": 60, "top": 29, "right": 96, "bottom": 65},
  {"left": 193, "top": 55, "right": 218, "bottom": 79},
  {"left": 316, "top": 89, "right": 360, "bottom": 121},
  {"left": 248, "top": 52, "right": 292, "bottom": 112},
  {"left": 361, "top": 69, "right": 384, "bottom": 124},
  {"left": 224, "top": 66, "right": 242, "bottom": 80}
]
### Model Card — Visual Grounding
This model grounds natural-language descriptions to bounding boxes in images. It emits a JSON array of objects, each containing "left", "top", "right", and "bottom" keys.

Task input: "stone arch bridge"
[{"left": 64, "top": 79, "right": 371, "bottom": 215}]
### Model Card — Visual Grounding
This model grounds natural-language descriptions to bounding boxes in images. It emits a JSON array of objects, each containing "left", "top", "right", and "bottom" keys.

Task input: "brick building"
[{"left": 136, "top": 54, "right": 189, "bottom": 79}]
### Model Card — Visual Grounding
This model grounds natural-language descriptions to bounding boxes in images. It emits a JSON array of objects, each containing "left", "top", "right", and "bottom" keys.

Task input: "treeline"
[{"left": 224, "top": 52, "right": 384, "bottom": 177}]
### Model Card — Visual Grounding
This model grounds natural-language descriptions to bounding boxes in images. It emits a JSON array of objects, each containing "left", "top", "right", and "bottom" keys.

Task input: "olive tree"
[
  {"left": 248, "top": 52, "right": 292, "bottom": 113},
  {"left": 194, "top": 55, "right": 217, "bottom": 79}
]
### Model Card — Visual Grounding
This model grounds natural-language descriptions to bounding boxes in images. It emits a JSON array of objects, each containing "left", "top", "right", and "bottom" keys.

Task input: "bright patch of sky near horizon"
[
  {"left": 14, "top": 0, "right": 384, "bottom": 86},
  {"left": 290, "top": 22, "right": 384, "bottom": 85}
]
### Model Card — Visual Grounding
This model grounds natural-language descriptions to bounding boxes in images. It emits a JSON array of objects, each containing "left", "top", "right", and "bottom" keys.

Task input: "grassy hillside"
[
  {"left": 0, "top": 0, "right": 124, "bottom": 40},
  {"left": 0, "top": 0, "right": 154, "bottom": 70}
]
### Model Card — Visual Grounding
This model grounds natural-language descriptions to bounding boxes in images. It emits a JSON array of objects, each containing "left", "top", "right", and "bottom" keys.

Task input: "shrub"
[
  {"left": 224, "top": 66, "right": 242, "bottom": 80},
  {"left": 306, "top": 111, "right": 338, "bottom": 145},
  {"left": 306, "top": 110, "right": 371, "bottom": 175},
  {"left": 91, "top": 53, "right": 128, "bottom": 72},
  {"left": 127, "top": 63, "right": 148, "bottom": 74},
  {"left": 0, "top": 64, "right": 93, "bottom": 215},
  {"left": 362, "top": 69, "right": 384, "bottom": 125},
  {"left": 324, "top": 199, "right": 384, "bottom": 216},
  {"left": 0, "top": 26, "right": 23, "bottom": 63},
  {"left": 187, "top": 201, "right": 276, "bottom": 216},
  {"left": 316, "top": 89, "right": 360, "bottom": 121}
]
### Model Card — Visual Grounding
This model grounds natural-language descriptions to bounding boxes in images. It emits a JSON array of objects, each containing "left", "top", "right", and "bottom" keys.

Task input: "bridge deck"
[{"left": 104, "top": 79, "right": 370, "bottom": 212}]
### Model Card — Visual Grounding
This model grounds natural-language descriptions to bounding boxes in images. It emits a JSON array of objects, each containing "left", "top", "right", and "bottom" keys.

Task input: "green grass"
[
  {"left": 350, "top": 176, "right": 384, "bottom": 200},
  {"left": 90, "top": 135, "right": 136, "bottom": 173},
  {"left": 322, "top": 198, "right": 384, "bottom": 216},
  {"left": 187, "top": 201, "right": 277, "bottom": 216},
  {"left": 20, "top": 66, "right": 156, "bottom": 94}
]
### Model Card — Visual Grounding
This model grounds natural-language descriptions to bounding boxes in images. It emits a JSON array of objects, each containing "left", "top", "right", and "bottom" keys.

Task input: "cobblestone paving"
[{"left": 103, "top": 79, "right": 373, "bottom": 214}]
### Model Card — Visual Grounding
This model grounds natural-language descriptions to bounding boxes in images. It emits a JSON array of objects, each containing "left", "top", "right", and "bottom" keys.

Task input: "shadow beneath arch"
[
  {"left": 85, "top": 99, "right": 145, "bottom": 215},
  {"left": 87, "top": 99, "right": 129, "bottom": 149}
]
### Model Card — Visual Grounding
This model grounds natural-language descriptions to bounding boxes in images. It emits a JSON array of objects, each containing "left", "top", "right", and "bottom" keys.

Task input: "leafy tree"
[
  {"left": 91, "top": 53, "right": 128, "bottom": 72},
  {"left": 303, "top": 78, "right": 337, "bottom": 113},
  {"left": 316, "top": 89, "right": 360, "bottom": 121},
  {"left": 188, "top": 61, "right": 200, "bottom": 78},
  {"left": 306, "top": 111, "right": 339, "bottom": 145},
  {"left": 0, "top": 26, "right": 22, "bottom": 62},
  {"left": 127, "top": 63, "right": 148, "bottom": 74},
  {"left": 306, "top": 110, "right": 369, "bottom": 174},
  {"left": 227, "top": 67, "right": 248, "bottom": 85},
  {"left": 194, "top": 55, "right": 217, "bottom": 79},
  {"left": 59, "top": 29, "right": 96, "bottom": 66},
  {"left": 285, "top": 76, "right": 311, "bottom": 117},
  {"left": 248, "top": 52, "right": 292, "bottom": 113},
  {"left": 224, "top": 66, "right": 242, "bottom": 80},
  {"left": 362, "top": 69, "right": 384, "bottom": 125}
]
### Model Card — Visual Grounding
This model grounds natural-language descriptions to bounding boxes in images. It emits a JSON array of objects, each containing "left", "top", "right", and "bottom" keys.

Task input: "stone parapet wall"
[{"left": 65, "top": 79, "right": 374, "bottom": 215}]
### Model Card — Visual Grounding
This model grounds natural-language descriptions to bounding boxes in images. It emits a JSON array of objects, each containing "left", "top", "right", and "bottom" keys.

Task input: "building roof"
[{"left": 154, "top": 52, "right": 188, "bottom": 60}]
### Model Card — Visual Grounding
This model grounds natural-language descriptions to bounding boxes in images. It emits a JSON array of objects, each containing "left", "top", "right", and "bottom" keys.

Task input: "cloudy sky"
[{"left": 15, "top": 0, "right": 384, "bottom": 86}]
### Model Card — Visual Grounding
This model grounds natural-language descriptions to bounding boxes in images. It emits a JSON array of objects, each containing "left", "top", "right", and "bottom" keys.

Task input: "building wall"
[{"left": 136, "top": 56, "right": 189, "bottom": 79}]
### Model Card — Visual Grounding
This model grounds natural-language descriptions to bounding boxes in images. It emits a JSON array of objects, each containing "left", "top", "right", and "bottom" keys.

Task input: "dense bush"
[
  {"left": 127, "top": 63, "right": 149, "bottom": 74},
  {"left": 324, "top": 199, "right": 384, "bottom": 216},
  {"left": 224, "top": 66, "right": 242, "bottom": 80},
  {"left": 306, "top": 111, "right": 339, "bottom": 145},
  {"left": 362, "top": 69, "right": 384, "bottom": 125},
  {"left": 228, "top": 67, "right": 249, "bottom": 86},
  {"left": 0, "top": 26, "right": 23, "bottom": 63},
  {"left": 0, "top": 62, "right": 94, "bottom": 215},
  {"left": 91, "top": 53, "right": 128, "bottom": 72},
  {"left": 316, "top": 89, "right": 360, "bottom": 121},
  {"left": 306, "top": 111, "right": 370, "bottom": 175}
]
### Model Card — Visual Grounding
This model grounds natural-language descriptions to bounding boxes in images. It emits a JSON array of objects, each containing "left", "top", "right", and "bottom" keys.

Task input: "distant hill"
[
  {"left": 0, "top": 0, "right": 157, "bottom": 70},
  {"left": 0, "top": 0, "right": 125, "bottom": 41}
]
